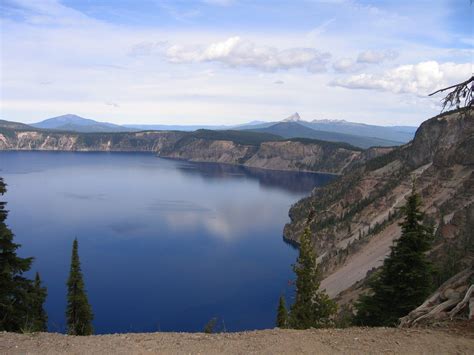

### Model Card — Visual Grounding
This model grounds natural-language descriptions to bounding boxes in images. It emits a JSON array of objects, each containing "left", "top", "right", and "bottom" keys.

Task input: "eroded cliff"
[
  {"left": 0, "top": 126, "right": 384, "bottom": 174},
  {"left": 284, "top": 108, "right": 474, "bottom": 299}
]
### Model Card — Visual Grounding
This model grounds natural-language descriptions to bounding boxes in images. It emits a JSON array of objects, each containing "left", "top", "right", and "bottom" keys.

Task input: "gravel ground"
[{"left": 1, "top": 326, "right": 473, "bottom": 354}]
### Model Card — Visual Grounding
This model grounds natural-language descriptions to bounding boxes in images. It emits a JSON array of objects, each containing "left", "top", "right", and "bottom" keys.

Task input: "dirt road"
[{"left": 1, "top": 326, "right": 473, "bottom": 354}]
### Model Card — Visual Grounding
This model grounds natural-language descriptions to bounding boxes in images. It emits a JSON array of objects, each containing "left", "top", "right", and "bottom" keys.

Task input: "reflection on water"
[
  {"left": 0, "top": 151, "right": 334, "bottom": 333},
  {"left": 175, "top": 160, "right": 335, "bottom": 194}
]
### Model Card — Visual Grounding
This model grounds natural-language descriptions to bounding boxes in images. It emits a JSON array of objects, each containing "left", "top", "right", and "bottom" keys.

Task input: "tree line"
[
  {"left": 0, "top": 177, "right": 93, "bottom": 335},
  {"left": 276, "top": 184, "right": 434, "bottom": 328}
]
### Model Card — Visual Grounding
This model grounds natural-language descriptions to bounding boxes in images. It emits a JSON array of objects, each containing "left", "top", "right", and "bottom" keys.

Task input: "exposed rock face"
[
  {"left": 157, "top": 138, "right": 373, "bottom": 174},
  {"left": 0, "top": 127, "right": 384, "bottom": 174},
  {"left": 284, "top": 108, "right": 474, "bottom": 299},
  {"left": 0, "top": 130, "right": 184, "bottom": 152}
]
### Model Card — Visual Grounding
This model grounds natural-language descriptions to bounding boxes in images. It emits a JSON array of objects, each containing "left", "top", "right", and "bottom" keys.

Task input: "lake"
[{"left": 0, "top": 151, "right": 334, "bottom": 333}]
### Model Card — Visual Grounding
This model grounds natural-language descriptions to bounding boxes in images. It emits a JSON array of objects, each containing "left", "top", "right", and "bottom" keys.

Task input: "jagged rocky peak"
[{"left": 282, "top": 112, "right": 302, "bottom": 122}]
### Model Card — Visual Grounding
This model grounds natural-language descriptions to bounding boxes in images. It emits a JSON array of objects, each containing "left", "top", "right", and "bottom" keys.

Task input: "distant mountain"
[
  {"left": 236, "top": 114, "right": 417, "bottom": 144},
  {"left": 247, "top": 122, "right": 402, "bottom": 149},
  {"left": 123, "top": 124, "right": 231, "bottom": 131},
  {"left": 32, "top": 114, "right": 136, "bottom": 133},
  {"left": 124, "top": 120, "right": 268, "bottom": 131},
  {"left": 301, "top": 119, "right": 417, "bottom": 143},
  {"left": 282, "top": 112, "right": 302, "bottom": 122}
]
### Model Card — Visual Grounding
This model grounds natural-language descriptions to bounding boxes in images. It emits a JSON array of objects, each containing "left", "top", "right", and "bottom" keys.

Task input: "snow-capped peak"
[{"left": 282, "top": 112, "right": 301, "bottom": 122}]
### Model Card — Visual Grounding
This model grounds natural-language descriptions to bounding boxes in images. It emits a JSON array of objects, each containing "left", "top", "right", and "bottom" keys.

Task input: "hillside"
[
  {"left": 32, "top": 114, "right": 136, "bottom": 133},
  {"left": 284, "top": 108, "right": 474, "bottom": 301},
  {"left": 248, "top": 122, "right": 402, "bottom": 149},
  {"left": 0, "top": 123, "right": 389, "bottom": 174},
  {"left": 1, "top": 327, "right": 473, "bottom": 354}
]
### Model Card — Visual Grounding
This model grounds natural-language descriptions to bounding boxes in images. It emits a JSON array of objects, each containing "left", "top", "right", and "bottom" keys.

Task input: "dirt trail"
[{"left": 1, "top": 327, "right": 473, "bottom": 354}]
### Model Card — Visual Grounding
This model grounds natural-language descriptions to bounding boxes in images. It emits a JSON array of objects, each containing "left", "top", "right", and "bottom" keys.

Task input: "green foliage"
[
  {"left": 28, "top": 272, "right": 48, "bottom": 332},
  {"left": 287, "top": 137, "right": 362, "bottom": 151},
  {"left": 354, "top": 188, "right": 434, "bottom": 326},
  {"left": 0, "top": 177, "right": 48, "bottom": 332},
  {"left": 334, "top": 304, "right": 354, "bottom": 328},
  {"left": 66, "top": 239, "right": 93, "bottom": 335},
  {"left": 203, "top": 317, "right": 218, "bottom": 334},
  {"left": 288, "top": 228, "right": 337, "bottom": 329},
  {"left": 276, "top": 295, "right": 288, "bottom": 328},
  {"left": 176, "top": 129, "right": 282, "bottom": 147}
]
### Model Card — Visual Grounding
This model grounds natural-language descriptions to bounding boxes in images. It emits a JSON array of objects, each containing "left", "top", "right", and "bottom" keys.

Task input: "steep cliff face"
[
  {"left": 284, "top": 108, "right": 474, "bottom": 298},
  {"left": 156, "top": 138, "right": 374, "bottom": 174},
  {"left": 0, "top": 126, "right": 381, "bottom": 174},
  {"left": 0, "top": 129, "right": 185, "bottom": 152}
]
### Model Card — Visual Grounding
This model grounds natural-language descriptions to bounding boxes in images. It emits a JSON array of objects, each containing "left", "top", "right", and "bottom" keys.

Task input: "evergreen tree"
[
  {"left": 354, "top": 188, "right": 433, "bottom": 326},
  {"left": 276, "top": 295, "right": 288, "bottom": 328},
  {"left": 289, "top": 227, "right": 336, "bottom": 329},
  {"left": 29, "top": 272, "right": 48, "bottom": 332},
  {"left": 0, "top": 177, "right": 36, "bottom": 332},
  {"left": 66, "top": 238, "right": 93, "bottom": 335}
]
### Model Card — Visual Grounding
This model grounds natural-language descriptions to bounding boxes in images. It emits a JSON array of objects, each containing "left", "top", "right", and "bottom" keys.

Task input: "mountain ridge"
[{"left": 283, "top": 107, "right": 474, "bottom": 303}]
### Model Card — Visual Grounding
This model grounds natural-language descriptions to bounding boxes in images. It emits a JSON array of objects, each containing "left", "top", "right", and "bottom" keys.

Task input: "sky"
[{"left": 0, "top": 0, "right": 472, "bottom": 126}]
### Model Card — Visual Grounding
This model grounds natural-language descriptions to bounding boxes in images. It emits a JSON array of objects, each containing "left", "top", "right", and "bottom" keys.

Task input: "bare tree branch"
[{"left": 429, "top": 76, "right": 474, "bottom": 112}]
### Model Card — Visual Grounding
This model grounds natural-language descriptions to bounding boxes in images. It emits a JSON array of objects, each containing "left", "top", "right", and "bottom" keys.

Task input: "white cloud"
[
  {"left": 357, "top": 49, "right": 398, "bottom": 64},
  {"left": 331, "top": 61, "right": 471, "bottom": 96},
  {"left": 165, "top": 36, "right": 331, "bottom": 72},
  {"left": 332, "top": 58, "right": 359, "bottom": 73}
]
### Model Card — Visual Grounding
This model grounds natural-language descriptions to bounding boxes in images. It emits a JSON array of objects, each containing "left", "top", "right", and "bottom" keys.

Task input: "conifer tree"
[
  {"left": 0, "top": 177, "right": 36, "bottom": 332},
  {"left": 30, "top": 272, "right": 48, "bottom": 332},
  {"left": 354, "top": 187, "right": 433, "bottom": 326},
  {"left": 289, "top": 227, "right": 336, "bottom": 329},
  {"left": 276, "top": 295, "right": 288, "bottom": 328},
  {"left": 66, "top": 238, "right": 93, "bottom": 335}
]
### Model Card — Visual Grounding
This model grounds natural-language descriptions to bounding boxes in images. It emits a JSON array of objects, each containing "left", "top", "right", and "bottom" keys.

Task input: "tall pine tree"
[
  {"left": 354, "top": 187, "right": 433, "bottom": 326},
  {"left": 29, "top": 272, "right": 48, "bottom": 332},
  {"left": 289, "top": 227, "right": 336, "bottom": 329},
  {"left": 276, "top": 295, "right": 288, "bottom": 328},
  {"left": 0, "top": 177, "right": 41, "bottom": 332},
  {"left": 66, "top": 238, "right": 93, "bottom": 335}
]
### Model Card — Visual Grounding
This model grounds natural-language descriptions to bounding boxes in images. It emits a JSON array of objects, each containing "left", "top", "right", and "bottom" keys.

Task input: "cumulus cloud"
[
  {"left": 357, "top": 49, "right": 398, "bottom": 64},
  {"left": 165, "top": 36, "right": 331, "bottom": 72},
  {"left": 331, "top": 61, "right": 471, "bottom": 96},
  {"left": 332, "top": 58, "right": 359, "bottom": 73}
]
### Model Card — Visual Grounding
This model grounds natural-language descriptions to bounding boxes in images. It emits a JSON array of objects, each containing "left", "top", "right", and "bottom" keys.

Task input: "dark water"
[{"left": 0, "top": 151, "right": 334, "bottom": 333}]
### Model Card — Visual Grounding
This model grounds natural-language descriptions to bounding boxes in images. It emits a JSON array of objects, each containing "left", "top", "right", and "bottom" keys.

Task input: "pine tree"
[
  {"left": 276, "top": 295, "right": 288, "bottom": 328},
  {"left": 289, "top": 227, "right": 336, "bottom": 329},
  {"left": 66, "top": 238, "right": 93, "bottom": 335},
  {"left": 29, "top": 272, "right": 48, "bottom": 332},
  {"left": 354, "top": 187, "right": 433, "bottom": 326},
  {"left": 0, "top": 177, "right": 36, "bottom": 332}
]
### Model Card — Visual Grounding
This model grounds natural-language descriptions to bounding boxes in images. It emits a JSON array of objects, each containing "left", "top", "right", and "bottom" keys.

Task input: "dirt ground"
[{"left": 1, "top": 326, "right": 473, "bottom": 354}]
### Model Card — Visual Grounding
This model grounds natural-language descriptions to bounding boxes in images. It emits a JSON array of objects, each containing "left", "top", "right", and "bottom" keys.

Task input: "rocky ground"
[{"left": 1, "top": 325, "right": 473, "bottom": 354}]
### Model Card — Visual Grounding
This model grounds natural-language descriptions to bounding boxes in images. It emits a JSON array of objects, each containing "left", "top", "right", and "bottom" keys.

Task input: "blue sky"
[{"left": 0, "top": 0, "right": 472, "bottom": 125}]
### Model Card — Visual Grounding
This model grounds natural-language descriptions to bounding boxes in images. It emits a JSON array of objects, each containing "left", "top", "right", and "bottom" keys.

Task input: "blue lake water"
[{"left": 0, "top": 151, "right": 334, "bottom": 333}]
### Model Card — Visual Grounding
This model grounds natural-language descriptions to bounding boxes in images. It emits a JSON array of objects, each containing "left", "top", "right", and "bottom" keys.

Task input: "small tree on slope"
[
  {"left": 276, "top": 295, "right": 288, "bottom": 328},
  {"left": 66, "top": 238, "right": 93, "bottom": 335},
  {"left": 354, "top": 187, "right": 433, "bottom": 326},
  {"left": 289, "top": 227, "right": 336, "bottom": 329},
  {"left": 29, "top": 272, "right": 48, "bottom": 332}
]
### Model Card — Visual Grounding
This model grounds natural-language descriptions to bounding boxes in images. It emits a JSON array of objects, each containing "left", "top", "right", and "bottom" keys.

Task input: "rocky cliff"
[
  {"left": 0, "top": 125, "right": 386, "bottom": 174},
  {"left": 284, "top": 108, "right": 474, "bottom": 300}
]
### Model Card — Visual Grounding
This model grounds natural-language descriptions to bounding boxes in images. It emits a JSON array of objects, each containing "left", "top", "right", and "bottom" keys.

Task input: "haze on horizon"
[{"left": 0, "top": 0, "right": 471, "bottom": 126}]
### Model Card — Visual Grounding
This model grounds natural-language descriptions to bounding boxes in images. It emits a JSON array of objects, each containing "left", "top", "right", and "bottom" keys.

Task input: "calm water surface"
[{"left": 0, "top": 151, "right": 334, "bottom": 333}]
